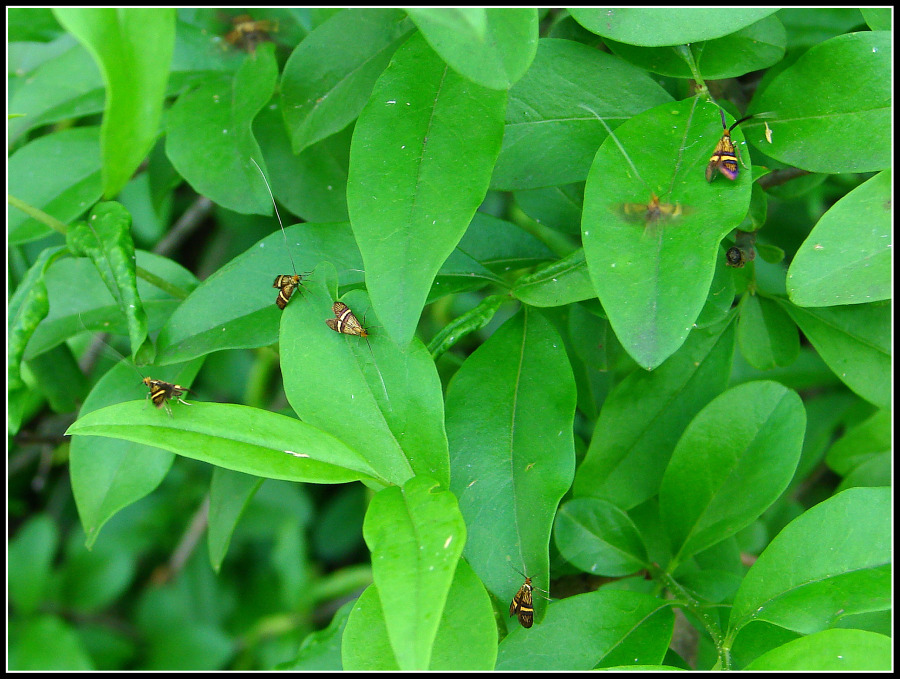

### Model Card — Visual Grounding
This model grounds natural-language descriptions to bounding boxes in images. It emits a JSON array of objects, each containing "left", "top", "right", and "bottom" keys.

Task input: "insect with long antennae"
[
  {"left": 706, "top": 109, "right": 755, "bottom": 182},
  {"left": 249, "top": 157, "right": 310, "bottom": 310},
  {"left": 325, "top": 301, "right": 389, "bottom": 402},
  {"left": 78, "top": 319, "right": 192, "bottom": 417},
  {"left": 509, "top": 565, "right": 550, "bottom": 629}
]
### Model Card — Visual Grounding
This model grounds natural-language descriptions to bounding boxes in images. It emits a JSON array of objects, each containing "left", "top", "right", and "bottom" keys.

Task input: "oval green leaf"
[
  {"left": 583, "top": 98, "right": 751, "bottom": 369},
  {"left": 787, "top": 170, "right": 891, "bottom": 306},
  {"left": 659, "top": 381, "right": 806, "bottom": 563},
  {"left": 347, "top": 31, "right": 507, "bottom": 346}
]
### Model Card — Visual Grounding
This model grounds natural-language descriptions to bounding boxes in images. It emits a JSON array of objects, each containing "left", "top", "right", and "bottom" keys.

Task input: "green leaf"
[
  {"left": 8, "top": 247, "right": 63, "bottom": 391},
  {"left": 9, "top": 615, "right": 94, "bottom": 670},
  {"left": 281, "top": 8, "right": 413, "bottom": 154},
  {"left": 582, "top": 99, "right": 751, "bottom": 369},
  {"left": 787, "top": 170, "right": 891, "bottom": 306},
  {"left": 407, "top": 8, "right": 538, "bottom": 90},
  {"left": 165, "top": 44, "right": 278, "bottom": 214},
  {"left": 347, "top": 31, "right": 507, "bottom": 346},
  {"left": 574, "top": 318, "right": 736, "bottom": 510},
  {"left": 342, "top": 559, "right": 496, "bottom": 670},
  {"left": 825, "top": 409, "right": 890, "bottom": 478},
  {"left": 569, "top": 8, "right": 779, "bottom": 47},
  {"left": 280, "top": 264, "right": 450, "bottom": 488},
  {"left": 282, "top": 600, "right": 352, "bottom": 670},
  {"left": 748, "top": 31, "right": 891, "bottom": 173},
  {"left": 457, "top": 212, "right": 555, "bottom": 271},
  {"left": 495, "top": 589, "right": 673, "bottom": 669},
  {"left": 361, "top": 477, "right": 467, "bottom": 670},
  {"left": 737, "top": 294, "right": 800, "bottom": 370},
  {"left": 728, "top": 487, "right": 890, "bottom": 638},
  {"left": 515, "top": 183, "right": 585, "bottom": 235},
  {"left": 8, "top": 514, "right": 59, "bottom": 614},
  {"left": 512, "top": 248, "right": 596, "bottom": 307},
  {"left": 659, "top": 381, "right": 806, "bottom": 563},
  {"left": 207, "top": 468, "right": 263, "bottom": 573},
  {"left": 8, "top": 126, "right": 102, "bottom": 245},
  {"left": 66, "top": 202, "right": 153, "bottom": 362},
  {"left": 554, "top": 498, "right": 650, "bottom": 576},
  {"left": 492, "top": 38, "right": 672, "bottom": 190},
  {"left": 254, "top": 99, "right": 350, "bottom": 223},
  {"left": 67, "top": 401, "right": 378, "bottom": 484},
  {"left": 446, "top": 308, "right": 576, "bottom": 624},
  {"left": 25, "top": 251, "right": 197, "bottom": 360},
  {"left": 604, "top": 14, "right": 786, "bottom": 79},
  {"left": 154, "top": 222, "right": 364, "bottom": 365},
  {"left": 744, "top": 629, "right": 891, "bottom": 671},
  {"left": 53, "top": 8, "right": 176, "bottom": 198},
  {"left": 780, "top": 300, "right": 890, "bottom": 410},
  {"left": 8, "top": 41, "right": 105, "bottom": 145},
  {"left": 426, "top": 294, "right": 506, "bottom": 361}
]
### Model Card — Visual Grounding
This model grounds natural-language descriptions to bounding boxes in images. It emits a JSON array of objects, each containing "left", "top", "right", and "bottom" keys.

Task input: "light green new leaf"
[
  {"left": 446, "top": 308, "right": 576, "bottom": 625},
  {"left": 361, "top": 477, "right": 467, "bottom": 670},
  {"left": 659, "top": 381, "right": 806, "bottom": 564},
  {"left": 787, "top": 170, "right": 891, "bottom": 306},
  {"left": 780, "top": 299, "right": 890, "bottom": 410},
  {"left": 582, "top": 98, "right": 751, "bottom": 369},
  {"left": 8, "top": 126, "right": 102, "bottom": 245},
  {"left": 407, "top": 8, "right": 538, "bottom": 90},
  {"left": 342, "top": 559, "right": 496, "bottom": 670},
  {"left": 54, "top": 8, "right": 175, "bottom": 198},
  {"left": 745, "top": 629, "right": 891, "bottom": 671},
  {"left": 166, "top": 44, "right": 278, "bottom": 214},
  {"left": 67, "top": 357, "right": 202, "bottom": 547},
  {"left": 728, "top": 487, "right": 890, "bottom": 640},
  {"left": 748, "top": 31, "right": 890, "bottom": 173},
  {"left": 281, "top": 8, "right": 413, "bottom": 154},
  {"left": 569, "top": 8, "right": 778, "bottom": 47},
  {"left": 67, "top": 401, "right": 378, "bottom": 485},
  {"left": 347, "top": 31, "right": 506, "bottom": 346},
  {"left": 280, "top": 264, "right": 450, "bottom": 488}
]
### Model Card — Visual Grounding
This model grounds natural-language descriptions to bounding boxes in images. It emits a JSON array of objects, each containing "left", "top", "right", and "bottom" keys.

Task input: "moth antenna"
[
  {"left": 77, "top": 313, "right": 146, "bottom": 381},
  {"left": 250, "top": 156, "right": 298, "bottom": 277}
]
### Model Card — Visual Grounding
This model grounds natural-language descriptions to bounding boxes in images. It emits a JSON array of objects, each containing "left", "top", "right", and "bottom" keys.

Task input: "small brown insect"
[
  {"left": 273, "top": 274, "right": 302, "bottom": 310},
  {"left": 250, "top": 158, "right": 307, "bottom": 310},
  {"left": 509, "top": 566, "right": 550, "bottom": 629},
  {"left": 621, "top": 192, "right": 685, "bottom": 225},
  {"left": 225, "top": 14, "right": 278, "bottom": 55},
  {"left": 510, "top": 576, "right": 536, "bottom": 628},
  {"left": 326, "top": 301, "right": 369, "bottom": 338},
  {"left": 706, "top": 109, "right": 753, "bottom": 182},
  {"left": 143, "top": 377, "right": 191, "bottom": 417}
]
